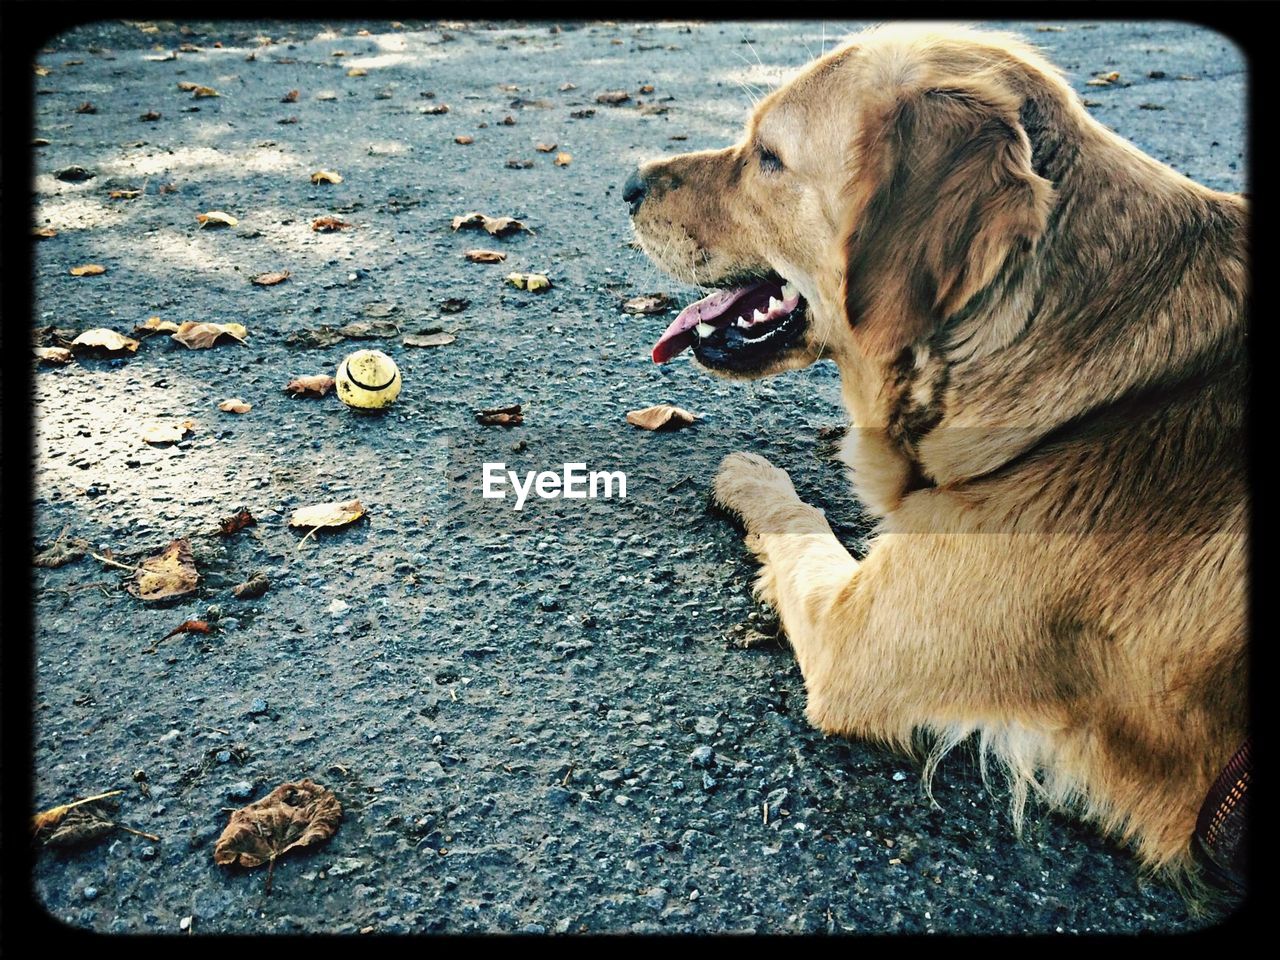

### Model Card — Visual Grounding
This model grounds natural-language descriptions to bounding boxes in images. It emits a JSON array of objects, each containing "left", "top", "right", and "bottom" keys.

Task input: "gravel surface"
[{"left": 27, "top": 19, "right": 1245, "bottom": 935}]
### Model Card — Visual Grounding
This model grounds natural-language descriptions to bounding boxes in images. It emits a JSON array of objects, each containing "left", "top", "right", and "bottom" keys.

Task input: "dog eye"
[{"left": 758, "top": 147, "right": 784, "bottom": 173}]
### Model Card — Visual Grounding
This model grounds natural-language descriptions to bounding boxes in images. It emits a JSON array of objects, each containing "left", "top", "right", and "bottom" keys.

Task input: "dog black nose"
[{"left": 622, "top": 168, "right": 648, "bottom": 214}]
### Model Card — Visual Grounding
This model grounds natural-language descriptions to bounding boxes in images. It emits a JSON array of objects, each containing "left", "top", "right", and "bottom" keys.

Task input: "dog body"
[{"left": 628, "top": 25, "right": 1246, "bottom": 875}]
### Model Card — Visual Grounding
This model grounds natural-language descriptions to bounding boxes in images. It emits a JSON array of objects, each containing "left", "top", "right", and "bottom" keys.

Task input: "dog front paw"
[{"left": 713, "top": 451, "right": 802, "bottom": 531}]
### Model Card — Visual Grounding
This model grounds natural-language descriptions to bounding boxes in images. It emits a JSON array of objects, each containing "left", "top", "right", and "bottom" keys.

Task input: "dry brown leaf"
[
  {"left": 218, "top": 397, "right": 252, "bottom": 414},
  {"left": 32, "top": 790, "right": 123, "bottom": 837},
  {"left": 450, "top": 211, "right": 529, "bottom": 237},
  {"left": 127, "top": 538, "right": 199, "bottom": 601},
  {"left": 32, "top": 226, "right": 58, "bottom": 239},
  {"left": 626, "top": 404, "right": 698, "bottom": 431},
  {"left": 1086, "top": 72, "right": 1122, "bottom": 87},
  {"left": 286, "top": 327, "right": 345, "bottom": 349},
  {"left": 176, "top": 81, "right": 200, "bottom": 91},
  {"left": 554, "top": 152, "right": 572, "bottom": 167},
  {"left": 233, "top": 573, "right": 270, "bottom": 599},
  {"left": 403, "top": 332, "right": 455, "bottom": 348},
  {"left": 289, "top": 499, "right": 365, "bottom": 530},
  {"left": 622, "top": 293, "right": 672, "bottom": 315},
  {"left": 337, "top": 320, "right": 399, "bottom": 340},
  {"left": 639, "top": 84, "right": 655, "bottom": 94},
  {"left": 140, "top": 110, "right": 162, "bottom": 121},
  {"left": 282, "top": 89, "right": 299, "bottom": 102},
  {"left": 251, "top": 270, "right": 291, "bottom": 286},
  {"left": 193, "top": 85, "right": 220, "bottom": 98},
  {"left": 172, "top": 321, "right": 247, "bottom": 349},
  {"left": 312, "top": 216, "right": 351, "bottom": 232},
  {"left": 70, "top": 328, "right": 139, "bottom": 354},
  {"left": 35, "top": 346, "right": 74, "bottom": 365},
  {"left": 133, "top": 316, "right": 181, "bottom": 337},
  {"left": 454, "top": 135, "right": 474, "bottom": 145},
  {"left": 347, "top": 67, "right": 368, "bottom": 77},
  {"left": 506, "top": 272, "right": 551, "bottom": 292},
  {"left": 141, "top": 419, "right": 196, "bottom": 445},
  {"left": 213, "top": 780, "right": 341, "bottom": 891},
  {"left": 284, "top": 374, "right": 336, "bottom": 397},
  {"left": 35, "top": 65, "right": 52, "bottom": 76},
  {"left": 70, "top": 264, "right": 107, "bottom": 277},
  {"left": 596, "top": 90, "right": 630, "bottom": 104},
  {"left": 158, "top": 619, "right": 212, "bottom": 642},
  {"left": 219, "top": 508, "right": 257, "bottom": 536},
  {"left": 465, "top": 249, "right": 506, "bottom": 263},
  {"left": 33, "top": 536, "right": 90, "bottom": 567},
  {"left": 535, "top": 142, "right": 557, "bottom": 152},
  {"left": 110, "top": 189, "right": 141, "bottom": 199},
  {"left": 310, "top": 170, "right": 343, "bottom": 185},
  {"left": 476, "top": 403, "right": 523, "bottom": 426},
  {"left": 196, "top": 210, "right": 238, "bottom": 228}
]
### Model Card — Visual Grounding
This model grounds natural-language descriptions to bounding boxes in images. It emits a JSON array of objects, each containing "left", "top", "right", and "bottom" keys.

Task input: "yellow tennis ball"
[{"left": 335, "top": 349, "right": 401, "bottom": 410}]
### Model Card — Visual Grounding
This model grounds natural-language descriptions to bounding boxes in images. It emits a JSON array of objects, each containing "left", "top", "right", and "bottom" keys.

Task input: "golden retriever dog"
[{"left": 626, "top": 23, "right": 1247, "bottom": 888}]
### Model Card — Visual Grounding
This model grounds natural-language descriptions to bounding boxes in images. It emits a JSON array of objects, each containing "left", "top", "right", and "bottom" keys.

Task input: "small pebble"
[
  {"left": 227, "top": 781, "right": 254, "bottom": 801},
  {"left": 83, "top": 886, "right": 99, "bottom": 901},
  {"left": 249, "top": 697, "right": 268, "bottom": 715},
  {"left": 690, "top": 745, "right": 714, "bottom": 768},
  {"left": 215, "top": 750, "right": 232, "bottom": 764}
]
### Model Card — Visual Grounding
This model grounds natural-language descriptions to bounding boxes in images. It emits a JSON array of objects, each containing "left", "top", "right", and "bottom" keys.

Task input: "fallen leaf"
[
  {"left": 133, "top": 316, "right": 180, "bottom": 337},
  {"left": 506, "top": 272, "right": 552, "bottom": 292},
  {"left": 450, "top": 211, "right": 529, "bottom": 237},
  {"left": 196, "top": 210, "right": 238, "bottom": 228},
  {"left": 33, "top": 536, "right": 90, "bottom": 567},
  {"left": 192, "top": 86, "right": 220, "bottom": 98},
  {"left": 286, "top": 328, "right": 346, "bottom": 349},
  {"left": 127, "top": 538, "right": 199, "bottom": 601},
  {"left": 312, "top": 216, "right": 351, "bottom": 232},
  {"left": 35, "top": 65, "right": 52, "bottom": 76},
  {"left": 159, "top": 619, "right": 212, "bottom": 641},
  {"left": 76, "top": 101, "right": 98, "bottom": 114},
  {"left": 465, "top": 249, "right": 506, "bottom": 263},
  {"left": 284, "top": 375, "right": 336, "bottom": 397},
  {"left": 55, "top": 165, "right": 95, "bottom": 182},
  {"left": 32, "top": 226, "right": 58, "bottom": 239},
  {"left": 34, "top": 325, "right": 80, "bottom": 347},
  {"left": 70, "top": 328, "right": 139, "bottom": 354},
  {"left": 213, "top": 780, "right": 342, "bottom": 892},
  {"left": 554, "top": 152, "right": 572, "bottom": 167},
  {"left": 622, "top": 293, "right": 672, "bottom": 315},
  {"left": 69, "top": 263, "right": 107, "bottom": 276},
  {"left": 289, "top": 499, "right": 365, "bottom": 532},
  {"left": 505, "top": 158, "right": 534, "bottom": 169},
  {"left": 176, "top": 81, "right": 200, "bottom": 91},
  {"left": 109, "top": 189, "right": 141, "bottom": 199},
  {"left": 172, "top": 321, "right": 247, "bottom": 348},
  {"left": 33, "top": 790, "right": 123, "bottom": 837},
  {"left": 639, "top": 84, "right": 655, "bottom": 94},
  {"left": 476, "top": 403, "right": 523, "bottom": 426},
  {"left": 420, "top": 103, "right": 449, "bottom": 114},
  {"left": 218, "top": 397, "right": 252, "bottom": 414},
  {"left": 232, "top": 573, "right": 270, "bottom": 599},
  {"left": 1086, "top": 71, "right": 1121, "bottom": 87},
  {"left": 440, "top": 297, "right": 470, "bottom": 313},
  {"left": 35, "top": 346, "right": 74, "bottom": 365},
  {"left": 596, "top": 90, "right": 630, "bottom": 104},
  {"left": 251, "top": 270, "right": 291, "bottom": 286},
  {"left": 311, "top": 170, "right": 343, "bottom": 185},
  {"left": 337, "top": 320, "right": 400, "bottom": 340},
  {"left": 219, "top": 508, "right": 257, "bottom": 536},
  {"left": 403, "top": 332, "right": 455, "bottom": 348},
  {"left": 140, "top": 110, "right": 162, "bottom": 121},
  {"left": 281, "top": 89, "right": 299, "bottom": 102},
  {"left": 627, "top": 404, "right": 698, "bottom": 431},
  {"left": 141, "top": 419, "right": 196, "bottom": 445},
  {"left": 535, "top": 142, "right": 557, "bottom": 152},
  {"left": 454, "top": 135, "right": 474, "bottom": 145},
  {"left": 347, "top": 67, "right": 367, "bottom": 77}
]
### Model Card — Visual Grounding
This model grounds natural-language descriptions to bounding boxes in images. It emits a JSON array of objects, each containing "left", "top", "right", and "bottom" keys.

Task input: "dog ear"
[{"left": 841, "top": 88, "right": 1054, "bottom": 361}]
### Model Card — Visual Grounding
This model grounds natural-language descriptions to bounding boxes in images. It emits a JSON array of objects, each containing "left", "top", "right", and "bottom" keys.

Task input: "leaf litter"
[{"left": 213, "top": 780, "right": 342, "bottom": 894}]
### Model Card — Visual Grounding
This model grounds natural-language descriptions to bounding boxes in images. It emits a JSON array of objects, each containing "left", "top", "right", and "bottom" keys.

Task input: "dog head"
[{"left": 628, "top": 24, "right": 1060, "bottom": 381}]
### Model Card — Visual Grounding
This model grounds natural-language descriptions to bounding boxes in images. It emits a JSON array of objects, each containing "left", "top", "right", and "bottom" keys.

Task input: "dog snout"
[{"left": 622, "top": 168, "right": 649, "bottom": 215}]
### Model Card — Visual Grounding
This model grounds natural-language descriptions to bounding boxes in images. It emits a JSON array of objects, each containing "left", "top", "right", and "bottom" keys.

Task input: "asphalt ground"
[{"left": 23, "top": 18, "right": 1245, "bottom": 935}]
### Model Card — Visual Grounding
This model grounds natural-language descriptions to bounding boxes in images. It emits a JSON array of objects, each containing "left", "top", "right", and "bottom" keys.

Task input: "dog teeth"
[
  {"left": 737, "top": 318, "right": 750, "bottom": 329},
  {"left": 752, "top": 308, "right": 768, "bottom": 323},
  {"left": 768, "top": 296, "right": 781, "bottom": 313},
  {"left": 695, "top": 322, "right": 717, "bottom": 338},
  {"left": 781, "top": 282, "right": 798, "bottom": 300}
]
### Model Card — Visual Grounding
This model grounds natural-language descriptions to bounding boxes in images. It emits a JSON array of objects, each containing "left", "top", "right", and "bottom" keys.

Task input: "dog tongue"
[{"left": 651, "top": 287, "right": 748, "bottom": 363}]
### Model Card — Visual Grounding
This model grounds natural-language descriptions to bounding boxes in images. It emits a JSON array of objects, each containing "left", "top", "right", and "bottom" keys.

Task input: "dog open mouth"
[{"left": 651, "top": 276, "right": 808, "bottom": 372}]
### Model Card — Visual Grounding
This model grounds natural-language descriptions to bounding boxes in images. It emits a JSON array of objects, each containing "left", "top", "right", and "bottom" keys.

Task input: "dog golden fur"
[{"left": 628, "top": 24, "right": 1247, "bottom": 881}]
